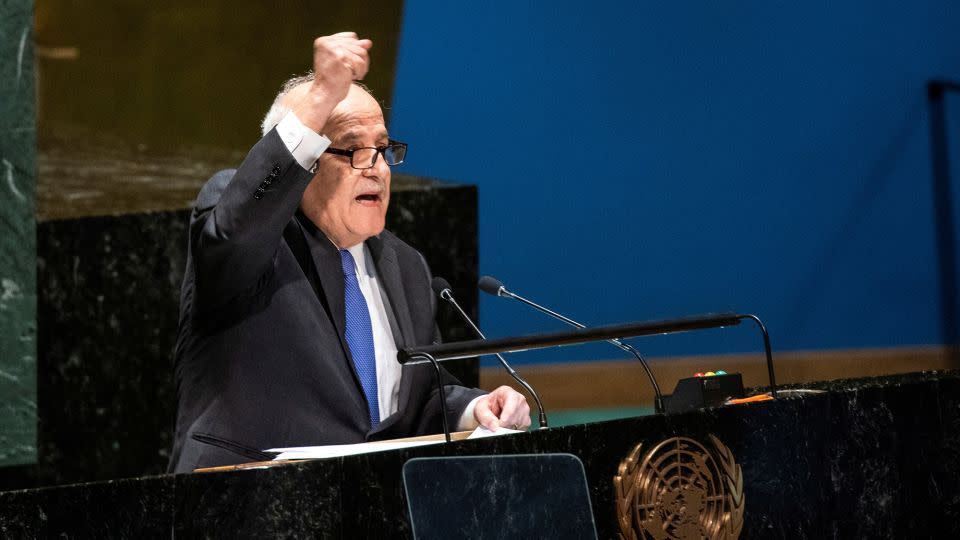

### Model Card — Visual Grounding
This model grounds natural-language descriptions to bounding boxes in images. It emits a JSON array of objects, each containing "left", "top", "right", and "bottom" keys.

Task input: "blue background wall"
[{"left": 389, "top": 2, "right": 960, "bottom": 365}]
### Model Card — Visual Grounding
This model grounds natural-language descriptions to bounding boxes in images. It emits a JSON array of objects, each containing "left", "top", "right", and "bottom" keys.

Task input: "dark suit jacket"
[{"left": 168, "top": 129, "right": 483, "bottom": 473}]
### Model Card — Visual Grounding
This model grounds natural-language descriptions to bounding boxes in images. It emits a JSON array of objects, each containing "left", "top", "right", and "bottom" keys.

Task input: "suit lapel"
[
  {"left": 367, "top": 235, "right": 415, "bottom": 347},
  {"left": 295, "top": 214, "right": 353, "bottom": 369},
  {"left": 367, "top": 234, "right": 418, "bottom": 423}
]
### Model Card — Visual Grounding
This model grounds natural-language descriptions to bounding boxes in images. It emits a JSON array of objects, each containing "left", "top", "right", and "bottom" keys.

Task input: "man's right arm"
[
  {"left": 189, "top": 33, "right": 372, "bottom": 308},
  {"left": 190, "top": 128, "right": 317, "bottom": 309}
]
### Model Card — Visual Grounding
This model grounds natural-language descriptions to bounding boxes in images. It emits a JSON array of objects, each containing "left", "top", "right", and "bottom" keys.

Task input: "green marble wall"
[{"left": 0, "top": 0, "right": 37, "bottom": 466}]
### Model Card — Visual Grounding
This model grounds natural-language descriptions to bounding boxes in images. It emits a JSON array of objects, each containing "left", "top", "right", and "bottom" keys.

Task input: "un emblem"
[{"left": 614, "top": 435, "right": 745, "bottom": 540}]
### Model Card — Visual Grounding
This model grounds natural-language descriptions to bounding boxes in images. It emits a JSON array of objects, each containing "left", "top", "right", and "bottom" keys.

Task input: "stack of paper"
[{"left": 266, "top": 426, "right": 524, "bottom": 460}]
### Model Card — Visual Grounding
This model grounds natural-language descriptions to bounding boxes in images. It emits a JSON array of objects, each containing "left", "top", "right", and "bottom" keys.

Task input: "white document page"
[
  {"left": 267, "top": 426, "right": 524, "bottom": 460},
  {"left": 466, "top": 426, "right": 524, "bottom": 439},
  {"left": 267, "top": 439, "right": 444, "bottom": 461}
]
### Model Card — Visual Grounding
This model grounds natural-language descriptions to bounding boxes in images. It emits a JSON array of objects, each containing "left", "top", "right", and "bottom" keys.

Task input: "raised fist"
[
  {"left": 290, "top": 32, "right": 373, "bottom": 133},
  {"left": 308, "top": 32, "right": 373, "bottom": 104}
]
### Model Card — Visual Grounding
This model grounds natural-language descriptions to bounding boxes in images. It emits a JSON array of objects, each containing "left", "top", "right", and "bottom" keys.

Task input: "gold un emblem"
[{"left": 614, "top": 435, "right": 745, "bottom": 540}]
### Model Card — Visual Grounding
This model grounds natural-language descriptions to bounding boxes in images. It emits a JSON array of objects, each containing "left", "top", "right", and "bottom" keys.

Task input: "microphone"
[
  {"left": 478, "top": 275, "right": 665, "bottom": 414},
  {"left": 432, "top": 277, "right": 548, "bottom": 429}
]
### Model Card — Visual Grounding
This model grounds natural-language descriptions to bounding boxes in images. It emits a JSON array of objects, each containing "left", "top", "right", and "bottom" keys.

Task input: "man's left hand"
[{"left": 473, "top": 386, "right": 532, "bottom": 431}]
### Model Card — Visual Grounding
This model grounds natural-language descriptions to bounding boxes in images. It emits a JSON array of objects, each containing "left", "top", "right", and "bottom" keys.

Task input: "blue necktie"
[{"left": 340, "top": 249, "right": 380, "bottom": 428}]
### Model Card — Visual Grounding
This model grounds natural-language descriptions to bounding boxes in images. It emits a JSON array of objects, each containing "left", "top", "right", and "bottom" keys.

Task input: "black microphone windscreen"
[
  {"left": 431, "top": 277, "right": 452, "bottom": 297},
  {"left": 478, "top": 275, "right": 505, "bottom": 296}
]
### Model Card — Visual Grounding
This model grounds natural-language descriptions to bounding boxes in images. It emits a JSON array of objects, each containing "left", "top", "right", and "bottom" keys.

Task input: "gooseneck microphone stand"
[
  {"left": 433, "top": 278, "right": 548, "bottom": 429},
  {"left": 402, "top": 350, "right": 452, "bottom": 442},
  {"left": 478, "top": 276, "right": 665, "bottom": 414}
]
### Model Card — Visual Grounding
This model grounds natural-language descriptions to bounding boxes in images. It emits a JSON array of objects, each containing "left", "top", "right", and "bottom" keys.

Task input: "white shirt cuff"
[
  {"left": 456, "top": 394, "right": 486, "bottom": 431},
  {"left": 275, "top": 111, "right": 330, "bottom": 171}
]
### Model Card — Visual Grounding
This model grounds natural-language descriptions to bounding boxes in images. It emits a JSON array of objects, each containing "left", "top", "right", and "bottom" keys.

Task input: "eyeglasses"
[{"left": 324, "top": 141, "right": 408, "bottom": 169}]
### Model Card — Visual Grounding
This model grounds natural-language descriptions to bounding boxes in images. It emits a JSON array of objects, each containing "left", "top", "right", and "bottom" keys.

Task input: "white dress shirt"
[{"left": 275, "top": 111, "right": 331, "bottom": 169}]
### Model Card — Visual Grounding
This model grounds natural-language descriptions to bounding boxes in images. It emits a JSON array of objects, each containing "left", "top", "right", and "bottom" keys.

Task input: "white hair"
[
  {"left": 260, "top": 72, "right": 316, "bottom": 136},
  {"left": 260, "top": 73, "right": 376, "bottom": 136}
]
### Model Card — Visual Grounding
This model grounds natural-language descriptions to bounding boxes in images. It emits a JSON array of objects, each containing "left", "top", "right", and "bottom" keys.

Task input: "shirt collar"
[
  {"left": 294, "top": 212, "right": 371, "bottom": 277},
  {"left": 345, "top": 242, "right": 368, "bottom": 278}
]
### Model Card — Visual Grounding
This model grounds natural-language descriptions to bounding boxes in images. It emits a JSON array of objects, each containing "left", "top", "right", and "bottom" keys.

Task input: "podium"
[{"left": 0, "top": 370, "right": 958, "bottom": 537}]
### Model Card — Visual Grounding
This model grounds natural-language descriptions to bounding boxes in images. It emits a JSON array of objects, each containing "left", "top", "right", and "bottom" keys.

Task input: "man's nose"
[{"left": 363, "top": 152, "right": 390, "bottom": 178}]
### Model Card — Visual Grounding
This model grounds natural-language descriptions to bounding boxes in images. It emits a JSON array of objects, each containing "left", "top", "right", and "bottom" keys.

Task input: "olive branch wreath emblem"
[{"left": 614, "top": 435, "right": 745, "bottom": 540}]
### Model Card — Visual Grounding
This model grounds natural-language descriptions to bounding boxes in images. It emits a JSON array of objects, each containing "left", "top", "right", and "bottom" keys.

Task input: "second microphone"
[{"left": 431, "top": 277, "right": 548, "bottom": 429}]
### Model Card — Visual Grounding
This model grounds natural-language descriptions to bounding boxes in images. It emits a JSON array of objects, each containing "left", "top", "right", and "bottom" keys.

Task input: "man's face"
[{"left": 299, "top": 85, "right": 391, "bottom": 248}]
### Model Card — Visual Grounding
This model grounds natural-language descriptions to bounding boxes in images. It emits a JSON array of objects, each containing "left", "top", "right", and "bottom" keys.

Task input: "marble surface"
[
  {"left": 0, "top": 180, "right": 478, "bottom": 490},
  {"left": 33, "top": 209, "right": 187, "bottom": 486},
  {"left": 0, "top": 0, "right": 38, "bottom": 467},
  {"left": 0, "top": 370, "right": 957, "bottom": 538},
  {"left": 0, "top": 475, "right": 173, "bottom": 537},
  {"left": 404, "top": 454, "right": 596, "bottom": 538}
]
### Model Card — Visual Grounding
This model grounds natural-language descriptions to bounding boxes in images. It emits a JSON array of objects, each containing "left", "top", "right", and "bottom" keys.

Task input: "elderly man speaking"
[{"left": 168, "top": 32, "right": 530, "bottom": 473}]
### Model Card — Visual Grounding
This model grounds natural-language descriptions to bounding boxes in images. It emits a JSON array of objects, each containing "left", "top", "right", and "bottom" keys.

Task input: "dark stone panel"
[
  {"left": 0, "top": 487, "right": 43, "bottom": 538},
  {"left": 884, "top": 378, "right": 946, "bottom": 537},
  {"left": 0, "top": 179, "right": 479, "bottom": 491},
  {"left": 34, "top": 210, "right": 187, "bottom": 488},
  {"left": 40, "top": 476, "right": 173, "bottom": 537},
  {"left": 711, "top": 394, "right": 832, "bottom": 539},
  {"left": 819, "top": 377, "right": 954, "bottom": 538},
  {"left": 403, "top": 454, "right": 596, "bottom": 539},
  {"left": 338, "top": 449, "right": 413, "bottom": 538},
  {"left": 936, "top": 376, "right": 960, "bottom": 527},
  {"left": 825, "top": 384, "right": 902, "bottom": 537},
  {"left": 0, "top": 475, "right": 173, "bottom": 537},
  {"left": 175, "top": 464, "right": 342, "bottom": 538},
  {"left": 522, "top": 421, "right": 616, "bottom": 534},
  {"left": 807, "top": 373, "right": 960, "bottom": 538}
]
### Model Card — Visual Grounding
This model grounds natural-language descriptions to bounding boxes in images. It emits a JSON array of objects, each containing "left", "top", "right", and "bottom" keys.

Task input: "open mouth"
[{"left": 355, "top": 192, "right": 382, "bottom": 205}]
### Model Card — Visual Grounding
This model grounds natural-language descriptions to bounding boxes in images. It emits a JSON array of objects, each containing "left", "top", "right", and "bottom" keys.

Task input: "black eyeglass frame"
[{"left": 323, "top": 140, "right": 408, "bottom": 169}]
